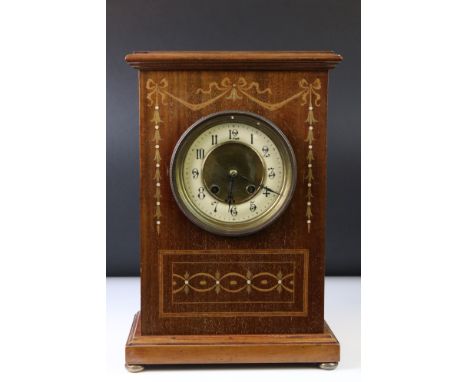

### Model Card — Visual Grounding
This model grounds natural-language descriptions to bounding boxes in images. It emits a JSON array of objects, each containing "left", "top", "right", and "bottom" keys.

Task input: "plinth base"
[{"left": 125, "top": 311, "right": 340, "bottom": 370}]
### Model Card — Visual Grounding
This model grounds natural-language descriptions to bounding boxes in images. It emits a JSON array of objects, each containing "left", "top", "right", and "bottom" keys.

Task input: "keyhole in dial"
[
  {"left": 246, "top": 185, "right": 256, "bottom": 194},
  {"left": 210, "top": 185, "right": 220, "bottom": 195}
]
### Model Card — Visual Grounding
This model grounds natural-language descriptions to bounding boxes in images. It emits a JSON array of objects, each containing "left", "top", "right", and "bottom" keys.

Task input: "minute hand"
[
  {"left": 237, "top": 173, "right": 282, "bottom": 196},
  {"left": 226, "top": 175, "right": 235, "bottom": 212}
]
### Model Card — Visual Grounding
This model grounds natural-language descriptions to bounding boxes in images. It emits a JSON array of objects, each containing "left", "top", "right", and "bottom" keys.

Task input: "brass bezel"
[{"left": 170, "top": 111, "right": 297, "bottom": 236}]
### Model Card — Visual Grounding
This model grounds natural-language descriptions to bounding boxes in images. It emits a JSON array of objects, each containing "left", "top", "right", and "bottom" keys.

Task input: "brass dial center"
[{"left": 202, "top": 142, "right": 264, "bottom": 204}]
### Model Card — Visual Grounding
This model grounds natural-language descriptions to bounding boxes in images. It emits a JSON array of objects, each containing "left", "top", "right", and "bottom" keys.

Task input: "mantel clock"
[{"left": 124, "top": 51, "right": 342, "bottom": 371}]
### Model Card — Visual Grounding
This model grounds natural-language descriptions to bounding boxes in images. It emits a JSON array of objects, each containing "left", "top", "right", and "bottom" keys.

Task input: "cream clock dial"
[{"left": 170, "top": 111, "right": 297, "bottom": 236}]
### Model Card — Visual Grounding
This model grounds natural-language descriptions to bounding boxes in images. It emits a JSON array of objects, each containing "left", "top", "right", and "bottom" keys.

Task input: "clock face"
[{"left": 170, "top": 111, "right": 296, "bottom": 236}]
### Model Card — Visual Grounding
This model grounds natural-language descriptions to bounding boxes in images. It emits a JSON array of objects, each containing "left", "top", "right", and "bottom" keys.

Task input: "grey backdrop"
[{"left": 107, "top": 0, "right": 360, "bottom": 276}]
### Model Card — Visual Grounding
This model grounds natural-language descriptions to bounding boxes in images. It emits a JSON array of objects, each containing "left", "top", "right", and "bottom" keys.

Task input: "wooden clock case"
[{"left": 123, "top": 51, "right": 342, "bottom": 371}]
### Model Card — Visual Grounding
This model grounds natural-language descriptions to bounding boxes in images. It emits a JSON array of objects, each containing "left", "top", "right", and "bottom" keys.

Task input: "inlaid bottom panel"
[{"left": 158, "top": 249, "right": 309, "bottom": 317}]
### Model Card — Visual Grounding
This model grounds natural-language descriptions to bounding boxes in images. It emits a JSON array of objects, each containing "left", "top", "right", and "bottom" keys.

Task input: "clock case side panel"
[
  {"left": 138, "top": 70, "right": 156, "bottom": 333},
  {"left": 138, "top": 69, "right": 331, "bottom": 335}
]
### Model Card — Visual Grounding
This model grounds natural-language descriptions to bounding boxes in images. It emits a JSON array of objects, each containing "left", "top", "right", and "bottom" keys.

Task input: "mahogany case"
[{"left": 124, "top": 51, "right": 342, "bottom": 367}]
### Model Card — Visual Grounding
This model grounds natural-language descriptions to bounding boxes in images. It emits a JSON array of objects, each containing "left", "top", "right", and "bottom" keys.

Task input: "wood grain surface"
[
  {"left": 125, "top": 51, "right": 342, "bottom": 70},
  {"left": 125, "top": 52, "right": 342, "bottom": 337},
  {"left": 126, "top": 311, "right": 340, "bottom": 365}
]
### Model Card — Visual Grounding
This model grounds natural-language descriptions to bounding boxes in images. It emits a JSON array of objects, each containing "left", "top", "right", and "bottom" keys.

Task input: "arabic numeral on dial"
[
  {"left": 211, "top": 135, "right": 218, "bottom": 145},
  {"left": 192, "top": 168, "right": 199, "bottom": 179},
  {"left": 250, "top": 133, "right": 254, "bottom": 144},
  {"left": 211, "top": 201, "right": 218, "bottom": 213},
  {"left": 262, "top": 145, "right": 270, "bottom": 157},
  {"left": 196, "top": 149, "right": 205, "bottom": 159},
  {"left": 268, "top": 167, "right": 275, "bottom": 179},
  {"left": 197, "top": 187, "right": 205, "bottom": 199},
  {"left": 230, "top": 206, "right": 238, "bottom": 216},
  {"left": 263, "top": 188, "right": 271, "bottom": 197},
  {"left": 229, "top": 129, "right": 239, "bottom": 140},
  {"left": 249, "top": 201, "right": 257, "bottom": 212}
]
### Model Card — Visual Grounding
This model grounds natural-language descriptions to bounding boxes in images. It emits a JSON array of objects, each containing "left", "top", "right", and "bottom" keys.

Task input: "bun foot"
[
  {"left": 125, "top": 364, "right": 144, "bottom": 373},
  {"left": 318, "top": 362, "right": 338, "bottom": 370}
]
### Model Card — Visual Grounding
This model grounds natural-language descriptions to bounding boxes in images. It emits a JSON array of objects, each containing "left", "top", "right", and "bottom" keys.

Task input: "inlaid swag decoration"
[
  {"left": 172, "top": 270, "right": 294, "bottom": 295},
  {"left": 145, "top": 77, "right": 322, "bottom": 234}
]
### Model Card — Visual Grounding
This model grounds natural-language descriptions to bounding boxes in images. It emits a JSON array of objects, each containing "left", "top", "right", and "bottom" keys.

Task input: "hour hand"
[
  {"left": 237, "top": 173, "right": 281, "bottom": 196},
  {"left": 261, "top": 185, "right": 281, "bottom": 196}
]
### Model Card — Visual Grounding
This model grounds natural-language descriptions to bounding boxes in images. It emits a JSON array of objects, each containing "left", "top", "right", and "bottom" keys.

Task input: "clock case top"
[{"left": 125, "top": 51, "right": 342, "bottom": 336}]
